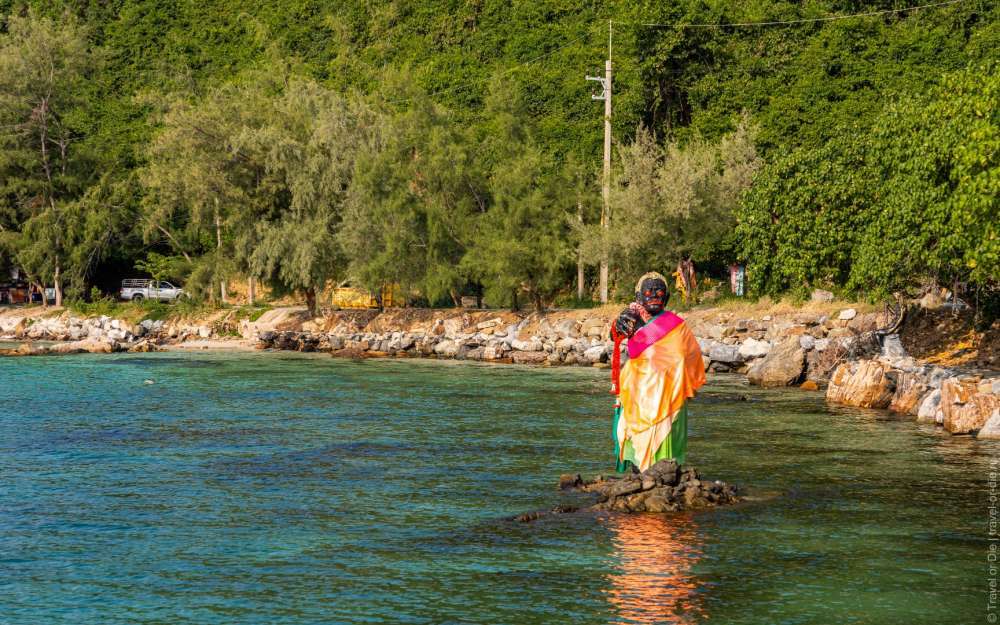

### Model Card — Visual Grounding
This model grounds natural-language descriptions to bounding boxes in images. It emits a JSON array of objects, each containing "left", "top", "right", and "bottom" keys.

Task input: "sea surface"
[{"left": 0, "top": 351, "right": 994, "bottom": 624}]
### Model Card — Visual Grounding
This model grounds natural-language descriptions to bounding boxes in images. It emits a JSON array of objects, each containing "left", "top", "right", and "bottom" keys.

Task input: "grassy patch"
[
  {"left": 550, "top": 294, "right": 605, "bottom": 310},
  {"left": 65, "top": 297, "right": 217, "bottom": 323},
  {"left": 230, "top": 304, "right": 272, "bottom": 322}
]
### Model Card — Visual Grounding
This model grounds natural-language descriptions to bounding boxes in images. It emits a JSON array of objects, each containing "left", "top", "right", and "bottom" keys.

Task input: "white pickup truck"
[{"left": 119, "top": 279, "right": 187, "bottom": 302}]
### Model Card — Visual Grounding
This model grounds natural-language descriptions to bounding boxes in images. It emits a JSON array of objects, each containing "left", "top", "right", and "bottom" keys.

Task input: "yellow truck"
[{"left": 331, "top": 283, "right": 400, "bottom": 309}]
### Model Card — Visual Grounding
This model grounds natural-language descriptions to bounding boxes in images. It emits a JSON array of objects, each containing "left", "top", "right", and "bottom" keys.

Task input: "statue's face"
[{"left": 638, "top": 277, "right": 668, "bottom": 314}]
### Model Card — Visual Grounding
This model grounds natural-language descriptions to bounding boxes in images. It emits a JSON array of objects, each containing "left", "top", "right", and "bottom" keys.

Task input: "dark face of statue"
[{"left": 638, "top": 278, "right": 668, "bottom": 314}]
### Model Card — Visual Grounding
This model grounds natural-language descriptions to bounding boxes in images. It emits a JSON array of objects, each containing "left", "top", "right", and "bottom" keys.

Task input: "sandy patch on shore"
[{"left": 163, "top": 338, "right": 257, "bottom": 351}]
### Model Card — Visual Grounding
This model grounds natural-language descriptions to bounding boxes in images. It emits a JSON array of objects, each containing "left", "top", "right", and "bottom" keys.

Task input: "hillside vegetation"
[{"left": 0, "top": 1, "right": 996, "bottom": 312}]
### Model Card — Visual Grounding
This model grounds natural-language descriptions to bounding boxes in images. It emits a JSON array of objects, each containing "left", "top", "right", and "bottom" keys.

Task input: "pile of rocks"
[
  {"left": 689, "top": 307, "right": 879, "bottom": 387},
  {"left": 14, "top": 314, "right": 144, "bottom": 342},
  {"left": 513, "top": 460, "right": 741, "bottom": 520},
  {"left": 561, "top": 460, "right": 740, "bottom": 513}
]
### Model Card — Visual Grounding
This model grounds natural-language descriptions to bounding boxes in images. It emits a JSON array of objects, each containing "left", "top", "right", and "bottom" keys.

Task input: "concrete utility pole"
[
  {"left": 577, "top": 202, "right": 585, "bottom": 300},
  {"left": 586, "top": 21, "right": 613, "bottom": 303},
  {"left": 214, "top": 198, "right": 226, "bottom": 304}
]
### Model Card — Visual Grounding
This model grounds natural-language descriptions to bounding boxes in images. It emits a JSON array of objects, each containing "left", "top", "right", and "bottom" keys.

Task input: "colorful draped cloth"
[{"left": 614, "top": 311, "right": 706, "bottom": 472}]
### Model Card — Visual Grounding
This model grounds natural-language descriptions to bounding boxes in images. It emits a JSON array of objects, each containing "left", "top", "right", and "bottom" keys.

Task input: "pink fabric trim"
[{"left": 627, "top": 311, "right": 684, "bottom": 359}]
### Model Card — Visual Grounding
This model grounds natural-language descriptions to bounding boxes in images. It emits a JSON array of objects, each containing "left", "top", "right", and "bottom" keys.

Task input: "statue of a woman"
[{"left": 611, "top": 272, "right": 706, "bottom": 472}]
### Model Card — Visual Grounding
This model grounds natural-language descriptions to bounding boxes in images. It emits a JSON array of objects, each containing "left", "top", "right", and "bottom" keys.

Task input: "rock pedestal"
[{"left": 551, "top": 460, "right": 740, "bottom": 516}]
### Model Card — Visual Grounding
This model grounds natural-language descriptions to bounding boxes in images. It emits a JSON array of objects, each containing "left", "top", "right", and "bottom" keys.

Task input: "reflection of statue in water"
[{"left": 604, "top": 513, "right": 705, "bottom": 625}]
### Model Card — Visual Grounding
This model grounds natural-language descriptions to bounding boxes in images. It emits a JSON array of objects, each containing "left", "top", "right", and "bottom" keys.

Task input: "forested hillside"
[{"left": 0, "top": 0, "right": 996, "bottom": 311}]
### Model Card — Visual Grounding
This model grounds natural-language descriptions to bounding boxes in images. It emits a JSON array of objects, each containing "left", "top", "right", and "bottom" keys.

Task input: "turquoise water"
[{"left": 0, "top": 352, "right": 993, "bottom": 624}]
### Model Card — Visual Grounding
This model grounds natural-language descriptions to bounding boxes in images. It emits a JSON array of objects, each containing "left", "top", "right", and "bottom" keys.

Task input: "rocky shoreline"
[
  {"left": 0, "top": 313, "right": 200, "bottom": 355},
  {"left": 3, "top": 303, "right": 998, "bottom": 440}
]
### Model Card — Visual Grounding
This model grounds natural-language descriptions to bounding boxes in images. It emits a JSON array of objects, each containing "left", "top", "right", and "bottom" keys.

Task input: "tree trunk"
[
  {"left": 532, "top": 291, "right": 544, "bottom": 312},
  {"left": 35, "top": 282, "right": 46, "bottom": 308},
  {"left": 450, "top": 289, "right": 461, "bottom": 308},
  {"left": 248, "top": 276, "right": 255, "bottom": 306},
  {"left": 53, "top": 261, "right": 63, "bottom": 307},
  {"left": 305, "top": 286, "right": 317, "bottom": 316},
  {"left": 510, "top": 289, "right": 519, "bottom": 312},
  {"left": 155, "top": 225, "right": 192, "bottom": 263}
]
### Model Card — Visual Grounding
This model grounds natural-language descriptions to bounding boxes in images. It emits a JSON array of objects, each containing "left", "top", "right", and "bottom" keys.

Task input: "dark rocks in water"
[
  {"left": 298, "top": 334, "right": 321, "bottom": 352},
  {"left": 258, "top": 330, "right": 322, "bottom": 352},
  {"left": 558, "top": 474, "right": 583, "bottom": 490},
  {"left": 563, "top": 459, "right": 740, "bottom": 514},
  {"left": 515, "top": 504, "right": 579, "bottom": 523},
  {"left": 646, "top": 459, "right": 680, "bottom": 486}
]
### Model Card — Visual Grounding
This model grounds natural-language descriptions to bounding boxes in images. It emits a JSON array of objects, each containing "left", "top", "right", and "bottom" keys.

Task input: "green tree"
[
  {"left": 589, "top": 115, "right": 760, "bottom": 296},
  {"left": 340, "top": 82, "right": 484, "bottom": 306},
  {"left": 462, "top": 87, "right": 575, "bottom": 311},
  {"left": 143, "top": 66, "right": 371, "bottom": 313},
  {"left": 463, "top": 146, "right": 573, "bottom": 311},
  {"left": 736, "top": 132, "right": 871, "bottom": 295},
  {"left": 140, "top": 76, "right": 268, "bottom": 302},
  {"left": 0, "top": 11, "right": 100, "bottom": 304},
  {"left": 238, "top": 78, "right": 375, "bottom": 313},
  {"left": 851, "top": 62, "right": 1000, "bottom": 295}
]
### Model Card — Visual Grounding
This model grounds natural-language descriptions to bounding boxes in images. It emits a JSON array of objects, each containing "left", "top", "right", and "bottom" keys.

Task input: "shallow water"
[{"left": 0, "top": 352, "right": 994, "bottom": 624}]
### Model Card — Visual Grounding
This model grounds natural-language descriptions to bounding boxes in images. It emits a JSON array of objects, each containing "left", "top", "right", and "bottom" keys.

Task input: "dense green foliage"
[
  {"left": 739, "top": 62, "right": 999, "bottom": 298},
  {"left": 0, "top": 1, "right": 997, "bottom": 309}
]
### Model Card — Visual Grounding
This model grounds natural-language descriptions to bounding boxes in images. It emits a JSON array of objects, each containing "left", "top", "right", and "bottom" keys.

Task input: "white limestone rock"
[
  {"left": 837, "top": 308, "right": 857, "bottom": 321},
  {"left": 738, "top": 338, "right": 771, "bottom": 359},
  {"left": 916, "top": 389, "right": 942, "bottom": 423},
  {"left": 977, "top": 409, "right": 1000, "bottom": 440}
]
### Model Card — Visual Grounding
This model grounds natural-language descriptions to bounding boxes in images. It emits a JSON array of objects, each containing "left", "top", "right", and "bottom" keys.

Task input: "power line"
[{"left": 625, "top": 0, "right": 971, "bottom": 29}]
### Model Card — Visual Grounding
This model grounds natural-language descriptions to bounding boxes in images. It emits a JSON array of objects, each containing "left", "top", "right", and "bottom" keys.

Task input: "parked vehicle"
[
  {"left": 119, "top": 279, "right": 187, "bottom": 302},
  {"left": 332, "top": 281, "right": 401, "bottom": 309},
  {"left": 0, "top": 281, "right": 30, "bottom": 304}
]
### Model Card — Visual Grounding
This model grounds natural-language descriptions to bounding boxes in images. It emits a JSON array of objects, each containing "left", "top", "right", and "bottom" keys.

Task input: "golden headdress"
[{"left": 634, "top": 271, "right": 669, "bottom": 294}]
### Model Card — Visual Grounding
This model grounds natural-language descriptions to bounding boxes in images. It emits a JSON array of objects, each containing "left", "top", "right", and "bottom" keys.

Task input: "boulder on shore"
[
  {"left": 941, "top": 378, "right": 1000, "bottom": 434},
  {"left": 811, "top": 289, "right": 834, "bottom": 303},
  {"left": 738, "top": 337, "right": 770, "bottom": 359},
  {"left": 747, "top": 337, "right": 805, "bottom": 387},
  {"left": 916, "top": 389, "right": 943, "bottom": 423},
  {"left": 978, "top": 409, "right": 1000, "bottom": 440},
  {"left": 888, "top": 372, "right": 928, "bottom": 415},
  {"left": 826, "top": 360, "right": 895, "bottom": 409}
]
